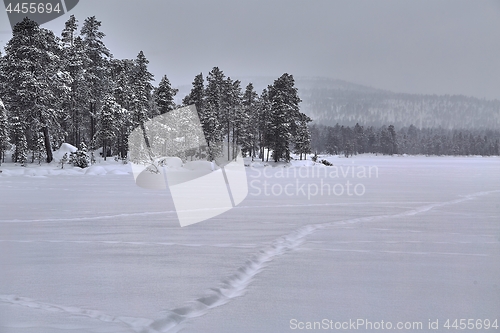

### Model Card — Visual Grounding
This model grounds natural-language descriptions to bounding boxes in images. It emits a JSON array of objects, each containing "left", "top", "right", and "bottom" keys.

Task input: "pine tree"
[
  {"left": 110, "top": 58, "right": 135, "bottom": 159},
  {"left": 241, "top": 83, "right": 258, "bottom": 159},
  {"left": 182, "top": 73, "right": 205, "bottom": 112},
  {"left": 61, "top": 15, "right": 78, "bottom": 47},
  {"left": 257, "top": 88, "right": 272, "bottom": 161},
  {"left": 31, "top": 133, "right": 46, "bottom": 165},
  {"left": 2, "top": 18, "right": 70, "bottom": 163},
  {"left": 267, "top": 73, "right": 303, "bottom": 162},
  {"left": 97, "top": 95, "right": 121, "bottom": 160},
  {"left": 388, "top": 124, "right": 397, "bottom": 155},
  {"left": 131, "top": 51, "right": 154, "bottom": 155},
  {"left": 155, "top": 75, "right": 178, "bottom": 114},
  {"left": 221, "top": 76, "right": 242, "bottom": 161},
  {"left": 81, "top": 16, "right": 112, "bottom": 148},
  {"left": 203, "top": 67, "right": 226, "bottom": 159},
  {"left": 293, "top": 113, "right": 312, "bottom": 160},
  {"left": 69, "top": 142, "right": 90, "bottom": 168},
  {"left": 61, "top": 15, "right": 92, "bottom": 146}
]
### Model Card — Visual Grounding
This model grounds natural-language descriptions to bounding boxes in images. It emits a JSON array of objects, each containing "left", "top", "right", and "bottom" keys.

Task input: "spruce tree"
[
  {"left": 221, "top": 77, "right": 242, "bottom": 160},
  {"left": 2, "top": 18, "right": 70, "bottom": 163},
  {"left": 241, "top": 83, "right": 258, "bottom": 159},
  {"left": 182, "top": 73, "right": 205, "bottom": 112},
  {"left": 81, "top": 16, "right": 112, "bottom": 147},
  {"left": 110, "top": 58, "right": 135, "bottom": 159},
  {"left": 257, "top": 88, "right": 272, "bottom": 161},
  {"left": 203, "top": 67, "right": 226, "bottom": 159},
  {"left": 97, "top": 95, "right": 121, "bottom": 160},
  {"left": 293, "top": 113, "right": 312, "bottom": 160},
  {"left": 61, "top": 15, "right": 92, "bottom": 146},
  {"left": 132, "top": 51, "right": 154, "bottom": 152},
  {"left": 155, "top": 75, "right": 178, "bottom": 114},
  {"left": 268, "top": 73, "right": 302, "bottom": 162}
]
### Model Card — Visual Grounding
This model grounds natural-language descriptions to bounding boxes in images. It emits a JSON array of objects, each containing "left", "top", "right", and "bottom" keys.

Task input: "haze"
[{"left": 1, "top": 0, "right": 499, "bottom": 99}]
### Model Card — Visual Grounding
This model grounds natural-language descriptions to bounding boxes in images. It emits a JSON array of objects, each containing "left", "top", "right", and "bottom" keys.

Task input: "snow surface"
[
  {"left": 0, "top": 155, "right": 499, "bottom": 333},
  {"left": 52, "top": 143, "right": 78, "bottom": 162}
]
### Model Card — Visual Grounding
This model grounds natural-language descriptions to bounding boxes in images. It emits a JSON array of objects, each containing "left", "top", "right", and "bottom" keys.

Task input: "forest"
[
  {"left": 0, "top": 16, "right": 498, "bottom": 168},
  {"left": 0, "top": 16, "right": 310, "bottom": 165},
  {"left": 310, "top": 123, "right": 500, "bottom": 157}
]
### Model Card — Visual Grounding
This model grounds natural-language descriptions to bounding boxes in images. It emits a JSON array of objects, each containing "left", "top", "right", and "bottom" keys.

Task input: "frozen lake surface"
[{"left": 1, "top": 155, "right": 499, "bottom": 332}]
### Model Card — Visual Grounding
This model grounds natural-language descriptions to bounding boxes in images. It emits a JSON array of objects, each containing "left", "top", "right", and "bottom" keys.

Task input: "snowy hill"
[{"left": 177, "top": 76, "right": 500, "bottom": 130}]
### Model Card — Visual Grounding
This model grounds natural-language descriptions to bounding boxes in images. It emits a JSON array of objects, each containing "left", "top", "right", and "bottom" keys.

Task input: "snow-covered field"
[{"left": 1, "top": 155, "right": 499, "bottom": 332}]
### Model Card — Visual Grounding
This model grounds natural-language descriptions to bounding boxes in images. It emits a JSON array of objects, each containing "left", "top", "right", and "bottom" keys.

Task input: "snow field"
[{"left": 0, "top": 155, "right": 499, "bottom": 332}]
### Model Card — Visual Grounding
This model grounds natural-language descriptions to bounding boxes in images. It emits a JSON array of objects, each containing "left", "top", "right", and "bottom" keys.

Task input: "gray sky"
[{"left": 1, "top": 0, "right": 500, "bottom": 99}]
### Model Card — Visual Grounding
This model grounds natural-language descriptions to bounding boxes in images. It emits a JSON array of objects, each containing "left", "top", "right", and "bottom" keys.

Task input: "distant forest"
[
  {"left": 297, "top": 78, "right": 500, "bottom": 129},
  {"left": 310, "top": 123, "right": 500, "bottom": 157}
]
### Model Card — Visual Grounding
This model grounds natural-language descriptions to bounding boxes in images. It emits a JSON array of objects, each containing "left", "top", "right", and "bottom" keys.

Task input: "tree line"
[
  {"left": 310, "top": 123, "right": 500, "bottom": 157},
  {"left": 0, "top": 16, "right": 311, "bottom": 166}
]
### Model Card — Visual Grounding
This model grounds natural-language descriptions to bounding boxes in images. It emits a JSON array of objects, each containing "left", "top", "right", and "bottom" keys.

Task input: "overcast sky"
[{"left": 1, "top": 0, "right": 500, "bottom": 99}]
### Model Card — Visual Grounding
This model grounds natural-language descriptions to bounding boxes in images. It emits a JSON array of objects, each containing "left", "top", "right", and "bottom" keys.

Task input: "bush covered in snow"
[{"left": 69, "top": 143, "right": 90, "bottom": 168}]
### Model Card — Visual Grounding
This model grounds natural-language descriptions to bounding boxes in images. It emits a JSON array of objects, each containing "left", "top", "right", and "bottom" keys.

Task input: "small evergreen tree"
[
  {"left": 60, "top": 153, "right": 68, "bottom": 169},
  {"left": 69, "top": 142, "right": 90, "bottom": 168},
  {"left": 155, "top": 75, "right": 178, "bottom": 114}
]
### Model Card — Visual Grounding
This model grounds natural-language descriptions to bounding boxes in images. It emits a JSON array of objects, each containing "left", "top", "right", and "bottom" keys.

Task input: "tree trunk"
[
  {"left": 90, "top": 102, "right": 95, "bottom": 144},
  {"left": 103, "top": 139, "right": 107, "bottom": 161},
  {"left": 43, "top": 126, "right": 53, "bottom": 163}
]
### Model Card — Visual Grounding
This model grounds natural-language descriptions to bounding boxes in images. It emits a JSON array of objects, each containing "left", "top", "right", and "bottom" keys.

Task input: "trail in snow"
[
  {"left": 136, "top": 190, "right": 499, "bottom": 333},
  {"left": 1, "top": 190, "right": 498, "bottom": 333},
  {"left": 306, "top": 248, "right": 489, "bottom": 257},
  {"left": 0, "top": 239, "right": 259, "bottom": 249},
  {"left": 0, "top": 294, "right": 153, "bottom": 332},
  {"left": 0, "top": 201, "right": 424, "bottom": 223}
]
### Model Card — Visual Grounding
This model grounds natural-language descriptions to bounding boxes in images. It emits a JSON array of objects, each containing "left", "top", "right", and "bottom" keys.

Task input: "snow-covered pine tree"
[
  {"left": 354, "top": 123, "right": 366, "bottom": 154},
  {"left": 131, "top": 51, "right": 154, "bottom": 158},
  {"left": 155, "top": 75, "right": 178, "bottom": 115},
  {"left": 293, "top": 113, "right": 312, "bottom": 160},
  {"left": 203, "top": 67, "right": 226, "bottom": 160},
  {"left": 240, "top": 83, "right": 258, "bottom": 159},
  {"left": 220, "top": 76, "right": 242, "bottom": 161},
  {"left": 97, "top": 95, "right": 121, "bottom": 160},
  {"left": 61, "top": 15, "right": 92, "bottom": 146},
  {"left": 81, "top": 16, "right": 112, "bottom": 148},
  {"left": 110, "top": 58, "right": 135, "bottom": 159},
  {"left": 0, "top": 99, "right": 10, "bottom": 165},
  {"left": 388, "top": 124, "right": 397, "bottom": 155},
  {"left": 229, "top": 78, "right": 243, "bottom": 161},
  {"left": 183, "top": 73, "right": 205, "bottom": 113},
  {"left": 69, "top": 142, "right": 90, "bottom": 168},
  {"left": 268, "top": 73, "right": 302, "bottom": 162},
  {"left": 2, "top": 18, "right": 70, "bottom": 163},
  {"left": 257, "top": 88, "right": 272, "bottom": 161}
]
